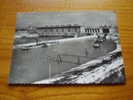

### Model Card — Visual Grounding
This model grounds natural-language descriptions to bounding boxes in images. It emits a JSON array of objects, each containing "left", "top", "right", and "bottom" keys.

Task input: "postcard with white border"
[{"left": 9, "top": 11, "right": 125, "bottom": 84}]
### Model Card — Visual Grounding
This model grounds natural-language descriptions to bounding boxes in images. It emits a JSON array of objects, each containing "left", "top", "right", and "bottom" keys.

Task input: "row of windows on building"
[
  {"left": 17, "top": 26, "right": 110, "bottom": 34},
  {"left": 39, "top": 28, "right": 80, "bottom": 33},
  {"left": 38, "top": 28, "right": 102, "bottom": 33},
  {"left": 85, "top": 28, "right": 100, "bottom": 33}
]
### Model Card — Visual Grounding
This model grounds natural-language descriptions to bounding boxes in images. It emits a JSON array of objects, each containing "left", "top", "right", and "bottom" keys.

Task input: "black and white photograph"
[{"left": 9, "top": 11, "right": 125, "bottom": 84}]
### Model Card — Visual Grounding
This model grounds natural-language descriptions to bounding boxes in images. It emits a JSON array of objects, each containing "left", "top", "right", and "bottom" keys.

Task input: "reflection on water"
[{"left": 9, "top": 38, "right": 116, "bottom": 83}]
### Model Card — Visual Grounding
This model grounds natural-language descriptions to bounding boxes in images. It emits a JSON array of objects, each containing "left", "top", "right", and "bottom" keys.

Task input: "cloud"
[{"left": 16, "top": 11, "right": 117, "bottom": 29}]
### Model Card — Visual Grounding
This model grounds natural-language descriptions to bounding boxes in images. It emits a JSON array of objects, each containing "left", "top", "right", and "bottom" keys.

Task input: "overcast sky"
[{"left": 16, "top": 11, "right": 117, "bottom": 29}]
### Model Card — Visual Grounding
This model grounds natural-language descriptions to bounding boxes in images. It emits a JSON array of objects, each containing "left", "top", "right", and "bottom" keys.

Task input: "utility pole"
[
  {"left": 49, "top": 63, "right": 51, "bottom": 79},
  {"left": 85, "top": 48, "right": 88, "bottom": 57},
  {"left": 77, "top": 56, "right": 80, "bottom": 65},
  {"left": 56, "top": 54, "right": 62, "bottom": 64},
  {"left": 47, "top": 56, "right": 51, "bottom": 79}
]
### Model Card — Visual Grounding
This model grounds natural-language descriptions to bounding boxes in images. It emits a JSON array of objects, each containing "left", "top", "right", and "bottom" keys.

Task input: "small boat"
[
  {"left": 41, "top": 43, "right": 48, "bottom": 48},
  {"left": 93, "top": 41, "right": 101, "bottom": 48},
  {"left": 93, "top": 43, "right": 100, "bottom": 48},
  {"left": 21, "top": 46, "right": 30, "bottom": 51}
]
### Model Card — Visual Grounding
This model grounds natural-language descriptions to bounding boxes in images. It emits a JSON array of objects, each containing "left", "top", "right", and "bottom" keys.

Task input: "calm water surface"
[{"left": 10, "top": 38, "right": 116, "bottom": 83}]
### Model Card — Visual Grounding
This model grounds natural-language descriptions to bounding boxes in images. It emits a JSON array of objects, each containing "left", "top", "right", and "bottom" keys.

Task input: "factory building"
[{"left": 36, "top": 24, "right": 81, "bottom": 37}]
